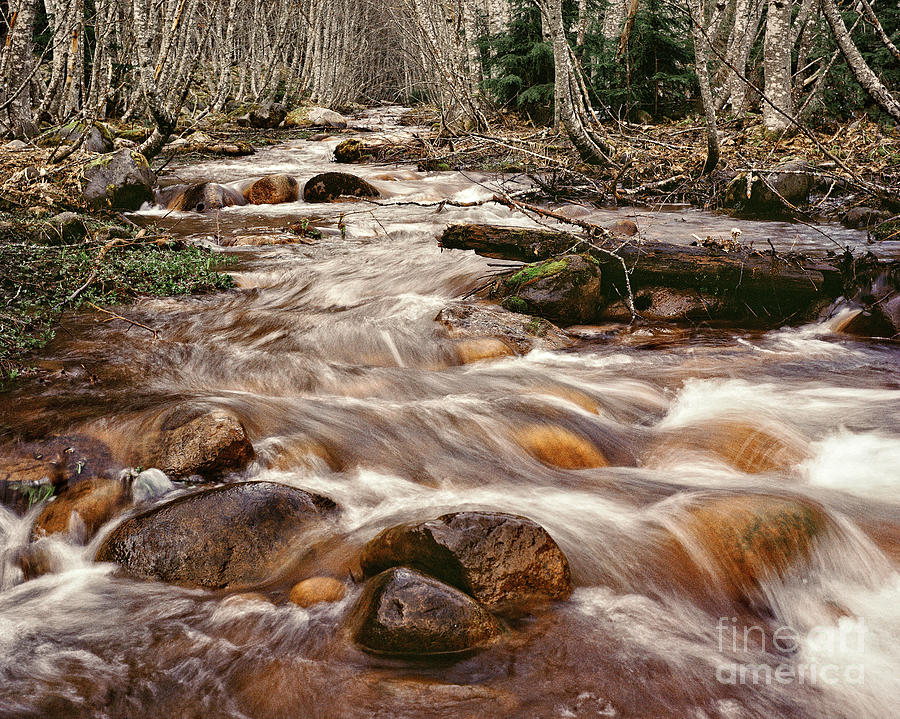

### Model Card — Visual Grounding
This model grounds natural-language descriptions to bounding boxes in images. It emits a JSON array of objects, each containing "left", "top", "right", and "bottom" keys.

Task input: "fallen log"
[{"left": 440, "top": 224, "right": 897, "bottom": 328}]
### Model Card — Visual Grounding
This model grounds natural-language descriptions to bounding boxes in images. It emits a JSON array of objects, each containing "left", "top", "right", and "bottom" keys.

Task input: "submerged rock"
[
  {"left": 140, "top": 406, "right": 255, "bottom": 480},
  {"left": 243, "top": 174, "right": 299, "bottom": 205},
  {"left": 513, "top": 424, "right": 608, "bottom": 470},
  {"left": 361, "top": 511, "right": 571, "bottom": 612},
  {"left": 646, "top": 420, "right": 808, "bottom": 474},
  {"left": 32, "top": 477, "right": 128, "bottom": 542},
  {"left": 435, "top": 301, "right": 573, "bottom": 354},
  {"left": 498, "top": 254, "right": 603, "bottom": 325},
  {"left": 289, "top": 576, "right": 346, "bottom": 607},
  {"left": 302, "top": 172, "right": 380, "bottom": 203},
  {"left": 95, "top": 481, "right": 338, "bottom": 588},
  {"left": 82, "top": 149, "right": 156, "bottom": 210},
  {"left": 841, "top": 206, "right": 891, "bottom": 229},
  {"left": 453, "top": 338, "right": 515, "bottom": 364},
  {"left": 350, "top": 567, "right": 501, "bottom": 655},
  {"left": 664, "top": 494, "right": 831, "bottom": 605}
]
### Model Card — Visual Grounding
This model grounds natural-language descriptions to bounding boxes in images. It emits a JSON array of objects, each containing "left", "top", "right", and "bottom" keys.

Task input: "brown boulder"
[
  {"left": 244, "top": 174, "right": 299, "bottom": 205},
  {"left": 349, "top": 567, "right": 501, "bottom": 655},
  {"left": 95, "top": 481, "right": 338, "bottom": 589},
  {"left": 289, "top": 576, "right": 346, "bottom": 607},
  {"left": 646, "top": 420, "right": 807, "bottom": 474},
  {"left": 161, "top": 182, "right": 246, "bottom": 212},
  {"left": 333, "top": 139, "right": 373, "bottom": 163},
  {"left": 663, "top": 494, "right": 830, "bottom": 604},
  {"left": 513, "top": 424, "right": 608, "bottom": 469},
  {"left": 435, "top": 301, "right": 573, "bottom": 354},
  {"left": 361, "top": 511, "right": 571, "bottom": 612},
  {"left": 140, "top": 406, "right": 255, "bottom": 480},
  {"left": 454, "top": 338, "right": 515, "bottom": 364},
  {"left": 32, "top": 477, "right": 128, "bottom": 541},
  {"left": 608, "top": 219, "right": 638, "bottom": 237},
  {"left": 302, "top": 172, "right": 380, "bottom": 203}
]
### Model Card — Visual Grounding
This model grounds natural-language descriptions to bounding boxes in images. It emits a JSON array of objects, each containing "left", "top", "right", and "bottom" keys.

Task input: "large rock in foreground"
[
  {"left": 350, "top": 567, "right": 501, "bottom": 655},
  {"left": 95, "top": 481, "right": 338, "bottom": 588},
  {"left": 82, "top": 149, "right": 156, "bottom": 210},
  {"left": 303, "top": 172, "right": 380, "bottom": 203},
  {"left": 140, "top": 406, "right": 255, "bottom": 480},
  {"left": 435, "top": 301, "right": 573, "bottom": 354},
  {"left": 244, "top": 174, "right": 299, "bottom": 205},
  {"left": 361, "top": 511, "right": 572, "bottom": 612}
]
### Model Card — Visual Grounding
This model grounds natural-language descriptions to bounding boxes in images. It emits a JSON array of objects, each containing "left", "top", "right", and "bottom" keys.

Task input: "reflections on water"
[{"left": 0, "top": 108, "right": 898, "bottom": 718}]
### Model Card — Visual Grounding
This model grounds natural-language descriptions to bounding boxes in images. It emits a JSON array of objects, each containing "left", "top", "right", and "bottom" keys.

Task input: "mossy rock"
[{"left": 498, "top": 254, "right": 603, "bottom": 325}]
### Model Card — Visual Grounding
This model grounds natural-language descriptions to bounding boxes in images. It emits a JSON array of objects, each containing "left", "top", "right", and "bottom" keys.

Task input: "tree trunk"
[
  {"left": 820, "top": 0, "right": 900, "bottom": 121},
  {"left": 688, "top": 0, "right": 720, "bottom": 173},
  {"left": 763, "top": 0, "right": 793, "bottom": 132},
  {"left": 1, "top": 0, "right": 38, "bottom": 137},
  {"left": 542, "top": 0, "right": 615, "bottom": 166}
]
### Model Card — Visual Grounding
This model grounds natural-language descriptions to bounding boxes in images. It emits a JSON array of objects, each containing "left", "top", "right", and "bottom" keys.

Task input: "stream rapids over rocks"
[{"left": 1, "top": 108, "right": 899, "bottom": 719}]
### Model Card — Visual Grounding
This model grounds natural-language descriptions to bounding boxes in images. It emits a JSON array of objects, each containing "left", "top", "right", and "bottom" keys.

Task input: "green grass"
[{"left": 0, "top": 214, "right": 234, "bottom": 386}]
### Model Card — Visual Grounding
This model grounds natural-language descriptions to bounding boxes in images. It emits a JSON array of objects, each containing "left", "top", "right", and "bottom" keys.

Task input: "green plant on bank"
[{"left": 0, "top": 214, "right": 234, "bottom": 385}]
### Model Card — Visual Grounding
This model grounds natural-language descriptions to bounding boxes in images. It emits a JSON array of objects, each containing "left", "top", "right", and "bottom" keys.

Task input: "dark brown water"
[{"left": 1, "top": 108, "right": 898, "bottom": 719}]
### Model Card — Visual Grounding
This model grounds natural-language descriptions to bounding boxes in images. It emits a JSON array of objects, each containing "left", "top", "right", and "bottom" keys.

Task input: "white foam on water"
[{"left": 801, "top": 429, "right": 900, "bottom": 498}]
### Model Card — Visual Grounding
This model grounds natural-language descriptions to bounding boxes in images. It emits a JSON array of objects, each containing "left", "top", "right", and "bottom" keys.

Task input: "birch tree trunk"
[
  {"left": 820, "top": 0, "right": 900, "bottom": 121},
  {"left": 1, "top": 0, "right": 38, "bottom": 136},
  {"left": 762, "top": 0, "right": 793, "bottom": 132},
  {"left": 543, "top": 0, "right": 615, "bottom": 166},
  {"left": 688, "top": 0, "right": 720, "bottom": 173}
]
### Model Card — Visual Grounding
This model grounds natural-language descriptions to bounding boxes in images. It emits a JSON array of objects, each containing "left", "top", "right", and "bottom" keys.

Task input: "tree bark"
[
  {"left": 763, "top": 0, "right": 793, "bottom": 132},
  {"left": 820, "top": 0, "right": 900, "bottom": 121}
]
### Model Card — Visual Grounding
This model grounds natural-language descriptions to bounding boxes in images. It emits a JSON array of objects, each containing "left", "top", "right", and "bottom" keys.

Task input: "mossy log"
[{"left": 440, "top": 224, "right": 897, "bottom": 326}]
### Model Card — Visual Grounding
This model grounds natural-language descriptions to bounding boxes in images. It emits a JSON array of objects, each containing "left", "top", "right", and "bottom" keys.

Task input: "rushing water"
[{"left": 1, "top": 108, "right": 898, "bottom": 719}]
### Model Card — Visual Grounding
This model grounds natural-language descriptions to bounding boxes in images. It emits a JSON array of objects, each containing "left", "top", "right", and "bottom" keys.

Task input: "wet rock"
[
  {"left": 529, "top": 385, "right": 600, "bottom": 414},
  {"left": 361, "top": 511, "right": 571, "bottom": 611},
  {"left": 307, "top": 107, "right": 348, "bottom": 128},
  {"left": 126, "top": 468, "right": 175, "bottom": 503},
  {"left": 454, "top": 338, "right": 515, "bottom": 364},
  {"left": 32, "top": 477, "right": 128, "bottom": 541},
  {"left": 95, "top": 481, "right": 338, "bottom": 588},
  {"left": 333, "top": 139, "right": 373, "bottom": 163},
  {"left": 498, "top": 254, "right": 603, "bottom": 325},
  {"left": 608, "top": 219, "right": 638, "bottom": 237},
  {"left": 247, "top": 102, "right": 287, "bottom": 129},
  {"left": 82, "top": 149, "right": 156, "bottom": 210},
  {"left": 302, "top": 172, "right": 380, "bottom": 203},
  {"left": 841, "top": 206, "right": 891, "bottom": 229},
  {"left": 646, "top": 421, "right": 807, "bottom": 474},
  {"left": 5, "top": 139, "right": 28, "bottom": 150},
  {"left": 140, "top": 406, "right": 255, "bottom": 480},
  {"left": 243, "top": 174, "right": 299, "bottom": 205},
  {"left": 665, "top": 494, "right": 830, "bottom": 604},
  {"left": 724, "top": 160, "right": 812, "bottom": 215},
  {"left": 1, "top": 435, "right": 117, "bottom": 513},
  {"left": 289, "top": 576, "right": 346, "bottom": 607},
  {"left": 513, "top": 424, "right": 608, "bottom": 469},
  {"left": 435, "top": 301, "right": 573, "bottom": 354},
  {"left": 160, "top": 181, "right": 246, "bottom": 212},
  {"left": 350, "top": 567, "right": 501, "bottom": 655},
  {"left": 837, "top": 298, "right": 900, "bottom": 339}
]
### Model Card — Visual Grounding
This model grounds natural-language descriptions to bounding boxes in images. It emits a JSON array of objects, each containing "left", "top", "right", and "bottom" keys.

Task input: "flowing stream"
[{"left": 1, "top": 108, "right": 898, "bottom": 719}]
